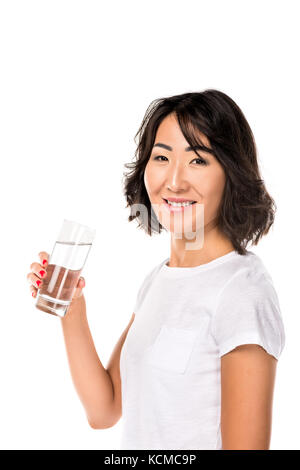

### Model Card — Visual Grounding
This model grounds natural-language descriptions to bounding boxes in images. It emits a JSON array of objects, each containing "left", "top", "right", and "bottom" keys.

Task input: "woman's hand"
[{"left": 27, "top": 251, "right": 86, "bottom": 300}]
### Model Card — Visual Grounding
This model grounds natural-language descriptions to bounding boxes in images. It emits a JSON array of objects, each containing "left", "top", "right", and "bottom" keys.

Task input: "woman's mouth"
[{"left": 162, "top": 198, "right": 196, "bottom": 212}]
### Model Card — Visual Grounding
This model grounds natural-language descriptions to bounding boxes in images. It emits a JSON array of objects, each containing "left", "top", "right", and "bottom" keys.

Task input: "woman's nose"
[{"left": 166, "top": 165, "right": 189, "bottom": 192}]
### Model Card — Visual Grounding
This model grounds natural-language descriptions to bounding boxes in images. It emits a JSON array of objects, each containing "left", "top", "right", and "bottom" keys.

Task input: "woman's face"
[{"left": 144, "top": 113, "right": 226, "bottom": 239}]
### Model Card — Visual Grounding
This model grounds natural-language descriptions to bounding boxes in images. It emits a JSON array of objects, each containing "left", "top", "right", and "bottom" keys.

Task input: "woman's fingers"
[
  {"left": 28, "top": 251, "right": 49, "bottom": 298},
  {"left": 71, "top": 276, "right": 86, "bottom": 300},
  {"left": 30, "top": 284, "right": 37, "bottom": 298},
  {"left": 29, "top": 261, "right": 47, "bottom": 280},
  {"left": 38, "top": 251, "right": 49, "bottom": 268},
  {"left": 27, "top": 271, "right": 44, "bottom": 288},
  {"left": 28, "top": 251, "right": 86, "bottom": 301}
]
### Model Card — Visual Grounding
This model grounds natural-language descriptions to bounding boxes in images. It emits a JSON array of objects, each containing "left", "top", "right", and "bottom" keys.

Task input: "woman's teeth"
[{"left": 166, "top": 200, "right": 195, "bottom": 207}]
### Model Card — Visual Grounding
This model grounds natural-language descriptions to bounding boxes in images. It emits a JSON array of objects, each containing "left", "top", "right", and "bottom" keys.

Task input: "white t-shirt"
[{"left": 120, "top": 249, "right": 285, "bottom": 450}]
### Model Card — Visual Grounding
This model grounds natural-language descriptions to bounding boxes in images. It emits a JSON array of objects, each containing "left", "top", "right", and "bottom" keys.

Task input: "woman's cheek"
[
  {"left": 205, "top": 185, "right": 225, "bottom": 222},
  {"left": 144, "top": 165, "right": 156, "bottom": 196}
]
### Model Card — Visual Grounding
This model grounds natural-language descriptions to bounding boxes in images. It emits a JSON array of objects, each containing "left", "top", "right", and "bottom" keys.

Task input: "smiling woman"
[
  {"left": 118, "top": 89, "right": 285, "bottom": 450},
  {"left": 142, "top": 112, "right": 230, "bottom": 248},
  {"left": 122, "top": 89, "right": 275, "bottom": 257}
]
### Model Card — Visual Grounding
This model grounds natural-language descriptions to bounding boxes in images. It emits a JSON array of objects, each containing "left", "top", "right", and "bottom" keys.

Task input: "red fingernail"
[
  {"left": 42, "top": 259, "right": 47, "bottom": 266},
  {"left": 36, "top": 280, "right": 41, "bottom": 287},
  {"left": 40, "top": 270, "right": 45, "bottom": 277},
  {"left": 32, "top": 291, "right": 35, "bottom": 297}
]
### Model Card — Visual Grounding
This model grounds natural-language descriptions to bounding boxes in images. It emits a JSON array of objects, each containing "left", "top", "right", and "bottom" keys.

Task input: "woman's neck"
[{"left": 168, "top": 225, "right": 234, "bottom": 268}]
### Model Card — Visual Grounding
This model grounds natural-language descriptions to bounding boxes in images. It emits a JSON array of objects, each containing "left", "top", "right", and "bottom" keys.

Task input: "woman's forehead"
[{"left": 155, "top": 114, "right": 211, "bottom": 150}]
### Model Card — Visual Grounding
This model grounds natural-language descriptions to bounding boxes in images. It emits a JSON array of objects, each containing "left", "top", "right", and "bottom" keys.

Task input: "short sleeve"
[
  {"left": 210, "top": 269, "right": 285, "bottom": 360},
  {"left": 133, "top": 259, "right": 167, "bottom": 314}
]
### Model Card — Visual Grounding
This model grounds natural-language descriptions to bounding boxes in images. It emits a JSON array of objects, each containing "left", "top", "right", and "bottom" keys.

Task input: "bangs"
[{"left": 175, "top": 109, "right": 215, "bottom": 159}]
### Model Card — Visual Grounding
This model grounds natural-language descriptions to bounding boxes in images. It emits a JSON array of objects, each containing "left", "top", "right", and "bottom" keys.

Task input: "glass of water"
[{"left": 35, "top": 219, "right": 96, "bottom": 317}]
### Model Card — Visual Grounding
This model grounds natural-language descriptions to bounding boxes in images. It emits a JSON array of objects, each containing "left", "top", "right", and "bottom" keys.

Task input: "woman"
[
  {"left": 28, "top": 89, "right": 285, "bottom": 450},
  {"left": 120, "top": 89, "right": 285, "bottom": 450}
]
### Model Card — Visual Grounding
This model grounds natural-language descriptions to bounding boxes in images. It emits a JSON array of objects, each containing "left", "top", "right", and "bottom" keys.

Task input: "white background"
[{"left": 0, "top": 0, "right": 298, "bottom": 450}]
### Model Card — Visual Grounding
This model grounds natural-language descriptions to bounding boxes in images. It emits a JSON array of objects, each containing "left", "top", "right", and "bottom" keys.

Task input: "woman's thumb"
[{"left": 71, "top": 276, "right": 86, "bottom": 300}]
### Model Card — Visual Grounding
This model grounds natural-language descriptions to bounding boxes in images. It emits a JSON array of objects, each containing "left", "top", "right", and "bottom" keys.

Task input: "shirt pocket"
[{"left": 146, "top": 325, "right": 199, "bottom": 374}]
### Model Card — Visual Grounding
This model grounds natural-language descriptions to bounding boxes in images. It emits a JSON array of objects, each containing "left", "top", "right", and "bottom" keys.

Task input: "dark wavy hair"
[{"left": 122, "top": 89, "right": 276, "bottom": 255}]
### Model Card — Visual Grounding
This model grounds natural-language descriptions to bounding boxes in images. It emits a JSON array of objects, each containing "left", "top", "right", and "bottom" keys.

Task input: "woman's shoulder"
[
  {"left": 218, "top": 249, "right": 280, "bottom": 305},
  {"left": 133, "top": 258, "right": 168, "bottom": 314},
  {"left": 214, "top": 251, "right": 280, "bottom": 322},
  {"left": 135, "top": 257, "right": 167, "bottom": 295},
  {"left": 140, "top": 257, "right": 168, "bottom": 282},
  {"left": 211, "top": 250, "right": 285, "bottom": 359}
]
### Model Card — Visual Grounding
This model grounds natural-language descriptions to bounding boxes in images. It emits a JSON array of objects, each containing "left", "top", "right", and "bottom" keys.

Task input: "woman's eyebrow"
[{"left": 153, "top": 142, "right": 214, "bottom": 154}]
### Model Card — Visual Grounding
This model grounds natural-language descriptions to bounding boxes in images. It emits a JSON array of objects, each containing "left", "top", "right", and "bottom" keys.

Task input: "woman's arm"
[
  {"left": 220, "top": 344, "right": 278, "bottom": 450},
  {"left": 60, "top": 294, "right": 116, "bottom": 429}
]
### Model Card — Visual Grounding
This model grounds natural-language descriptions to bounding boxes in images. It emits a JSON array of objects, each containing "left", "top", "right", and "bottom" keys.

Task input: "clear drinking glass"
[{"left": 35, "top": 219, "right": 96, "bottom": 317}]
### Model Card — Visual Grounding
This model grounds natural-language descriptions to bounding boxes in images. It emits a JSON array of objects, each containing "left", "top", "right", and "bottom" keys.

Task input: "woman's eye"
[
  {"left": 153, "top": 155, "right": 168, "bottom": 162},
  {"left": 192, "top": 158, "right": 207, "bottom": 166},
  {"left": 153, "top": 156, "right": 207, "bottom": 166}
]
